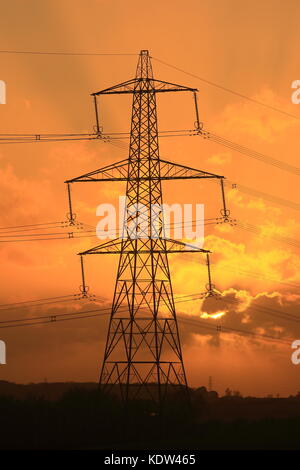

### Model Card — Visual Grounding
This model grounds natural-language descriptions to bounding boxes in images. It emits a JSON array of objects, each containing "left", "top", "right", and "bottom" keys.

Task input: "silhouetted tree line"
[{"left": 0, "top": 384, "right": 300, "bottom": 449}]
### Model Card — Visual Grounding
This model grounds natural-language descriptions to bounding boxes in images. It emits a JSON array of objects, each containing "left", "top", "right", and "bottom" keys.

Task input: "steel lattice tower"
[
  {"left": 101, "top": 52, "right": 189, "bottom": 403},
  {"left": 66, "top": 50, "right": 228, "bottom": 406}
]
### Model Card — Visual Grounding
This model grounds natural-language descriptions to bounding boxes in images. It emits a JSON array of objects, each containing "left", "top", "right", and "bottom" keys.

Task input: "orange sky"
[{"left": 0, "top": 0, "right": 300, "bottom": 397}]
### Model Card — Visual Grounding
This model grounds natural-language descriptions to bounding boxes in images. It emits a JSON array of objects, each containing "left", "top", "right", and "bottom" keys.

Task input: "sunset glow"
[
  {"left": 0, "top": 0, "right": 299, "bottom": 399},
  {"left": 200, "top": 311, "right": 227, "bottom": 320}
]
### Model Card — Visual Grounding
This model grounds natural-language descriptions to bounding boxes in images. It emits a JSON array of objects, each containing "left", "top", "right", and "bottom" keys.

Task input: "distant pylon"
[{"left": 66, "top": 50, "right": 229, "bottom": 408}]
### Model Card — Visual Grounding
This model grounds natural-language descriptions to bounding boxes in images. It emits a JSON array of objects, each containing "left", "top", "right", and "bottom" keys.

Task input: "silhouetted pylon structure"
[{"left": 66, "top": 50, "right": 229, "bottom": 407}]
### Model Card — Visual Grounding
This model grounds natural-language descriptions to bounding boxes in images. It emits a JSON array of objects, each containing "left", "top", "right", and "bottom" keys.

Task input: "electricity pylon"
[{"left": 66, "top": 50, "right": 229, "bottom": 406}]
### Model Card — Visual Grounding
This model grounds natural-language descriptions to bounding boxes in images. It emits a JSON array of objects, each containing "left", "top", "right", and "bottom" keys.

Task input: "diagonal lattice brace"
[
  {"left": 65, "top": 158, "right": 129, "bottom": 183},
  {"left": 159, "top": 159, "right": 223, "bottom": 180},
  {"left": 78, "top": 237, "right": 210, "bottom": 256},
  {"left": 92, "top": 78, "right": 197, "bottom": 96},
  {"left": 65, "top": 157, "right": 223, "bottom": 183}
]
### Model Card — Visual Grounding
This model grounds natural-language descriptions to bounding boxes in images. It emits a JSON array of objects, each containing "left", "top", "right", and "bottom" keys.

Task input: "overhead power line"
[
  {"left": 181, "top": 316, "right": 291, "bottom": 345},
  {"left": 0, "top": 293, "right": 204, "bottom": 327},
  {"left": 0, "top": 50, "right": 137, "bottom": 56},
  {"left": 0, "top": 293, "right": 80, "bottom": 309},
  {"left": 0, "top": 292, "right": 294, "bottom": 346},
  {"left": 0, "top": 221, "right": 67, "bottom": 230},
  {"left": 0, "top": 296, "right": 96, "bottom": 312},
  {"left": 205, "top": 131, "right": 300, "bottom": 176},
  {"left": 1, "top": 126, "right": 299, "bottom": 182},
  {"left": 235, "top": 220, "right": 300, "bottom": 249},
  {"left": 108, "top": 131, "right": 300, "bottom": 178},
  {"left": 105, "top": 137, "right": 300, "bottom": 210},
  {"left": 215, "top": 265, "right": 300, "bottom": 290},
  {"left": 1, "top": 50, "right": 297, "bottom": 120},
  {"left": 0, "top": 215, "right": 298, "bottom": 251},
  {"left": 152, "top": 56, "right": 300, "bottom": 121},
  {"left": 224, "top": 180, "right": 300, "bottom": 211}
]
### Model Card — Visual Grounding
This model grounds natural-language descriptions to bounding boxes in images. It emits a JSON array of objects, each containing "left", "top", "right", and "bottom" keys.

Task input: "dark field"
[{"left": 1, "top": 381, "right": 300, "bottom": 450}]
